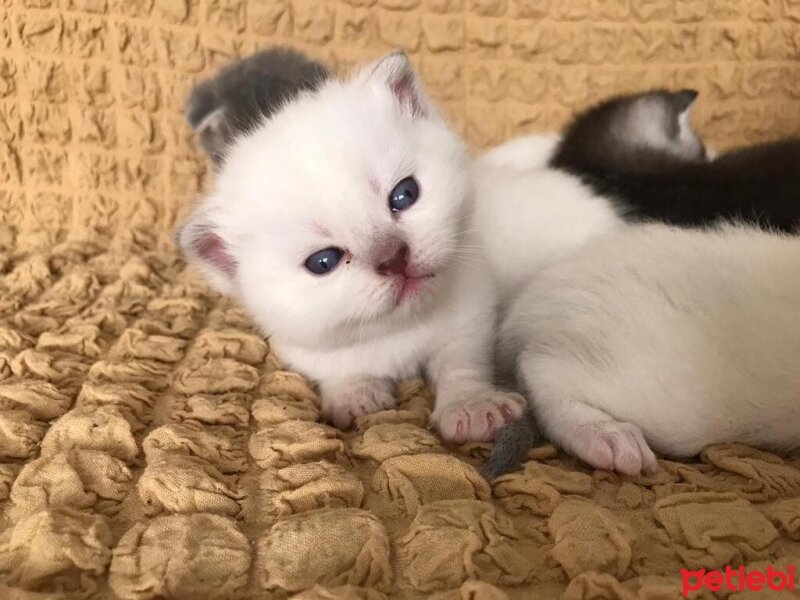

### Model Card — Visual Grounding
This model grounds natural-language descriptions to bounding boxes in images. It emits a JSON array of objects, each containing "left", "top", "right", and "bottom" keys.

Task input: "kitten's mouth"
[
  {"left": 376, "top": 244, "right": 436, "bottom": 305},
  {"left": 395, "top": 272, "right": 435, "bottom": 304}
]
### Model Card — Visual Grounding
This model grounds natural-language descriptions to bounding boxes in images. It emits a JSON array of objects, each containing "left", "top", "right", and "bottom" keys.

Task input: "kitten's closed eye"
[
  {"left": 305, "top": 247, "right": 345, "bottom": 275},
  {"left": 389, "top": 176, "right": 419, "bottom": 212}
]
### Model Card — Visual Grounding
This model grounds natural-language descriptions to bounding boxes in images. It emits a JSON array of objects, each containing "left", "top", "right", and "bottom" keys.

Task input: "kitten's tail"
[{"left": 483, "top": 408, "right": 541, "bottom": 479}]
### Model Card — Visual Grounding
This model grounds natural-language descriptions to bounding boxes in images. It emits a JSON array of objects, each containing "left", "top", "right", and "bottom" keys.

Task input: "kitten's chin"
[
  {"left": 383, "top": 273, "right": 446, "bottom": 321},
  {"left": 395, "top": 273, "right": 435, "bottom": 305},
  {"left": 350, "top": 274, "right": 439, "bottom": 330}
]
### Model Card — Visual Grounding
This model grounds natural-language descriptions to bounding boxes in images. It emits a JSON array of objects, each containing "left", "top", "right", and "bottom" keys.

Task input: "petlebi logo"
[{"left": 681, "top": 565, "right": 797, "bottom": 596}]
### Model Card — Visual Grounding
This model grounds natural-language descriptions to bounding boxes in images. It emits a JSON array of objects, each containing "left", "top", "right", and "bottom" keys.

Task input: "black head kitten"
[
  {"left": 187, "top": 47, "right": 331, "bottom": 166},
  {"left": 553, "top": 89, "right": 707, "bottom": 174},
  {"left": 551, "top": 90, "right": 800, "bottom": 232}
]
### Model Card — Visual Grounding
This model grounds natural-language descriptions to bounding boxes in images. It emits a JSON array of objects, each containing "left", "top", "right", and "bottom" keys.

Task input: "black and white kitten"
[{"left": 550, "top": 89, "right": 800, "bottom": 232}]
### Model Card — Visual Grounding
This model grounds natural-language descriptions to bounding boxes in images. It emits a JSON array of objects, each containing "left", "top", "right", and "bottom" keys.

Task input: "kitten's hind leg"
[
  {"left": 319, "top": 377, "right": 397, "bottom": 429},
  {"left": 538, "top": 398, "right": 659, "bottom": 476}
]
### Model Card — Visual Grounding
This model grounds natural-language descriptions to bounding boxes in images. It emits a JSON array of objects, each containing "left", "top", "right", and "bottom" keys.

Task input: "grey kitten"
[{"left": 187, "top": 47, "right": 331, "bottom": 166}]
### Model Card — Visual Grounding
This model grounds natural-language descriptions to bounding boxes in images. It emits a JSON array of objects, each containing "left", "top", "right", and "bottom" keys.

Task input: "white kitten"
[
  {"left": 499, "top": 223, "right": 800, "bottom": 475},
  {"left": 177, "top": 51, "right": 525, "bottom": 441}
]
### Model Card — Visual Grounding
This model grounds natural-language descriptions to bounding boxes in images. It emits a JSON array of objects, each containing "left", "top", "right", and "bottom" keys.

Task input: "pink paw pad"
[
  {"left": 321, "top": 381, "right": 396, "bottom": 429},
  {"left": 434, "top": 392, "right": 526, "bottom": 444},
  {"left": 569, "top": 421, "right": 658, "bottom": 476}
]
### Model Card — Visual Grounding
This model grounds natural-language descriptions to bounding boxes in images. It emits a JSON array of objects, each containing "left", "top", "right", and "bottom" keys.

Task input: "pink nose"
[{"left": 377, "top": 245, "right": 409, "bottom": 277}]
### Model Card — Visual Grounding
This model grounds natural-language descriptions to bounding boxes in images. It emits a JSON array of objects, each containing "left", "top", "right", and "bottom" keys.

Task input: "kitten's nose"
[{"left": 377, "top": 245, "right": 409, "bottom": 277}]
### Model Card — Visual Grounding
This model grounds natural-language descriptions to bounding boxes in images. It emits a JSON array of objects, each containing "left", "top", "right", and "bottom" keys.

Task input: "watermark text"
[{"left": 682, "top": 565, "right": 796, "bottom": 596}]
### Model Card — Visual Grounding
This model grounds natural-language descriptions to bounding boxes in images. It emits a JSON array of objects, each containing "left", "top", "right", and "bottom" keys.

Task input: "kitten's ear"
[
  {"left": 175, "top": 210, "right": 237, "bottom": 294},
  {"left": 669, "top": 88, "right": 707, "bottom": 160},
  {"left": 672, "top": 89, "right": 699, "bottom": 114},
  {"left": 186, "top": 81, "right": 230, "bottom": 167},
  {"left": 361, "top": 50, "right": 430, "bottom": 117}
]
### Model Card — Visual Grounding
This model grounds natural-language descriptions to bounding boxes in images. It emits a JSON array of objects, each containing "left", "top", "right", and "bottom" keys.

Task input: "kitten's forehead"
[
  {"left": 612, "top": 93, "right": 704, "bottom": 160},
  {"left": 613, "top": 96, "right": 677, "bottom": 142},
  {"left": 274, "top": 80, "right": 404, "bottom": 155},
  {"left": 226, "top": 80, "right": 409, "bottom": 182},
  {"left": 622, "top": 91, "right": 697, "bottom": 129},
  {"left": 215, "top": 78, "right": 413, "bottom": 222},
  {"left": 627, "top": 96, "right": 671, "bottom": 123}
]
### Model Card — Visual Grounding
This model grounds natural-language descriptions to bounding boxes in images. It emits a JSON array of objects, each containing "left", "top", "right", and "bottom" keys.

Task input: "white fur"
[
  {"left": 623, "top": 98, "right": 676, "bottom": 153},
  {"left": 479, "top": 133, "right": 561, "bottom": 171},
  {"left": 618, "top": 95, "right": 705, "bottom": 161},
  {"left": 676, "top": 109, "right": 697, "bottom": 153},
  {"left": 179, "top": 55, "right": 663, "bottom": 444},
  {"left": 501, "top": 223, "right": 800, "bottom": 474},
  {"left": 472, "top": 155, "right": 624, "bottom": 300},
  {"left": 179, "top": 52, "right": 526, "bottom": 439}
]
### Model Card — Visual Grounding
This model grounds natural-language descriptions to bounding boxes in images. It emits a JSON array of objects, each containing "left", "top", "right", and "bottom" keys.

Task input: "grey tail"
[{"left": 483, "top": 408, "right": 541, "bottom": 479}]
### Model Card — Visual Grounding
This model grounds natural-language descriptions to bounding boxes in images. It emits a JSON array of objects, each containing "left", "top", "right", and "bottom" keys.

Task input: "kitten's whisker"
[
  {"left": 449, "top": 256, "right": 488, "bottom": 268},
  {"left": 453, "top": 227, "right": 480, "bottom": 235}
]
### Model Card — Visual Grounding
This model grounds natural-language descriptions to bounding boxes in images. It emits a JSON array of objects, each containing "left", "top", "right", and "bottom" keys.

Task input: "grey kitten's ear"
[
  {"left": 361, "top": 50, "right": 430, "bottom": 117},
  {"left": 186, "top": 81, "right": 230, "bottom": 166},
  {"left": 175, "top": 210, "right": 237, "bottom": 294},
  {"left": 672, "top": 89, "right": 699, "bottom": 114}
]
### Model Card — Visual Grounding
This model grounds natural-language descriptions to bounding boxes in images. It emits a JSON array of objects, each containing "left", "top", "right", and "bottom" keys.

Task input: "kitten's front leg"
[
  {"left": 428, "top": 323, "right": 526, "bottom": 443},
  {"left": 318, "top": 377, "right": 397, "bottom": 429}
]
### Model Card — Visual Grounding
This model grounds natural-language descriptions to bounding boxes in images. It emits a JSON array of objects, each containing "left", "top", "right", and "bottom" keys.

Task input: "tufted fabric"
[{"left": 1, "top": 0, "right": 800, "bottom": 598}]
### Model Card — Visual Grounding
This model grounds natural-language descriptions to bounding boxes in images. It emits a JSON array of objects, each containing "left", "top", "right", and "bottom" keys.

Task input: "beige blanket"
[{"left": 1, "top": 1, "right": 800, "bottom": 598}]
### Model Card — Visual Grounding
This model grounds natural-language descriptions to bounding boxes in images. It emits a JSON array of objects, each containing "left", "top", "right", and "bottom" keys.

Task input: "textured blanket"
[{"left": 2, "top": 1, "right": 800, "bottom": 598}]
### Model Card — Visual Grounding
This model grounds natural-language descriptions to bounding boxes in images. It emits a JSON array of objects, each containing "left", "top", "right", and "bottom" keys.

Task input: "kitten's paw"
[
  {"left": 433, "top": 391, "right": 526, "bottom": 444},
  {"left": 568, "top": 421, "right": 658, "bottom": 476},
  {"left": 321, "top": 379, "right": 397, "bottom": 429}
]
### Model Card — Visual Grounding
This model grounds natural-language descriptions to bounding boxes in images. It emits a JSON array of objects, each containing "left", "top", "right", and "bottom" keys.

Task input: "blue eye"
[
  {"left": 389, "top": 176, "right": 419, "bottom": 212},
  {"left": 304, "top": 247, "right": 344, "bottom": 275}
]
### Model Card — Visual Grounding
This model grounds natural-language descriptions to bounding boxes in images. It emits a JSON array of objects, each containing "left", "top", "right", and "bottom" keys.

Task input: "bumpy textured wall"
[
  {"left": 2, "top": 2, "right": 800, "bottom": 600},
  {"left": 4, "top": 0, "right": 800, "bottom": 249}
]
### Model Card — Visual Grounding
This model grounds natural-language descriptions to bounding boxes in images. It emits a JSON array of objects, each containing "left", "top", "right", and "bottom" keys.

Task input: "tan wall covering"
[
  {"left": 3, "top": 0, "right": 800, "bottom": 249},
  {"left": 2, "top": 3, "right": 800, "bottom": 600}
]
